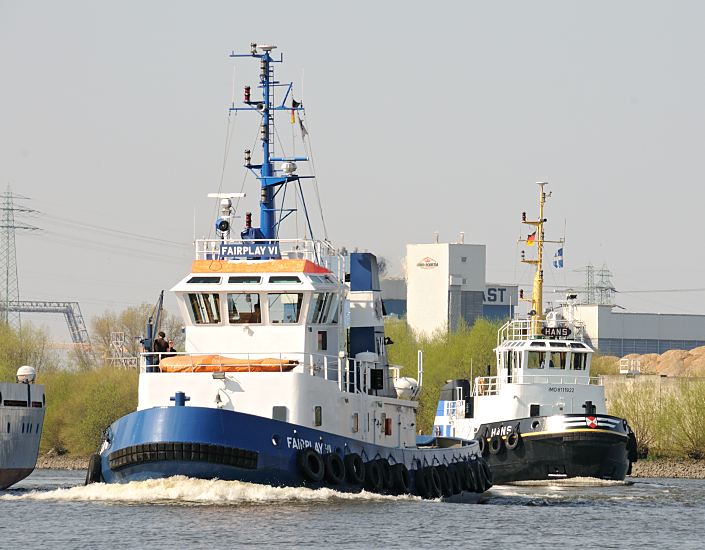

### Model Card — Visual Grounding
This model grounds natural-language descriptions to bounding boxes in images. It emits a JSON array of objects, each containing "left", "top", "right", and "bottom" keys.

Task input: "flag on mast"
[
  {"left": 526, "top": 232, "right": 536, "bottom": 246},
  {"left": 553, "top": 247, "right": 564, "bottom": 268}
]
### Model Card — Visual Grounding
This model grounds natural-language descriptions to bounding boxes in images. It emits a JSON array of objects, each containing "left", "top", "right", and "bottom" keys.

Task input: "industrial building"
[
  {"left": 570, "top": 304, "right": 705, "bottom": 356},
  {"left": 380, "top": 240, "right": 705, "bottom": 358},
  {"left": 378, "top": 241, "right": 518, "bottom": 337}
]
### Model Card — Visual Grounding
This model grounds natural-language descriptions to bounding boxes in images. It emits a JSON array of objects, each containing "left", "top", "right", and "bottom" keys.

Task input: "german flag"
[{"left": 526, "top": 232, "right": 536, "bottom": 246}]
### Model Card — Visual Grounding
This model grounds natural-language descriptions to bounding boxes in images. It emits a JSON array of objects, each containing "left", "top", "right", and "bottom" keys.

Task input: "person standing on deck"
[{"left": 153, "top": 331, "right": 169, "bottom": 363}]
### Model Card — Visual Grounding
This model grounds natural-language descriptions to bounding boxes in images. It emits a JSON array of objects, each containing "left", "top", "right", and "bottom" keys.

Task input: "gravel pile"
[
  {"left": 629, "top": 458, "right": 705, "bottom": 479},
  {"left": 36, "top": 454, "right": 89, "bottom": 470}
]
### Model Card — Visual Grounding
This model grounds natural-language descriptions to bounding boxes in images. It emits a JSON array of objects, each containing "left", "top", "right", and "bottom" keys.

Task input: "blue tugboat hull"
[{"left": 100, "top": 406, "right": 483, "bottom": 494}]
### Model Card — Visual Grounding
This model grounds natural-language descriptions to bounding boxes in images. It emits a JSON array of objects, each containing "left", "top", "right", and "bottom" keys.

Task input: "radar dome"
[
  {"left": 16, "top": 365, "right": 36, "bottom": 384},
  {"left": 394, "top": 377, "right": 419, "bottom": 400}
]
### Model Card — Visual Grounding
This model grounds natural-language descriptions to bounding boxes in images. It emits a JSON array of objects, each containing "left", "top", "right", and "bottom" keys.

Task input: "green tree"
[
  {"left": 0, "top": 323, "right": 57, "bottom": 380},
  {"left": 386, "top": 317, "right": 501, "bottom": 434},
  {"left": 91, "top": 304, "right": 184, "bottom": 363}
]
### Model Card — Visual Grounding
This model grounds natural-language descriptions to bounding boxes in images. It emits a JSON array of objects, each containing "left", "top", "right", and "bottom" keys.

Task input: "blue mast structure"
[{"left": 229, "top": 43, "right": 312, "bottom": 241}]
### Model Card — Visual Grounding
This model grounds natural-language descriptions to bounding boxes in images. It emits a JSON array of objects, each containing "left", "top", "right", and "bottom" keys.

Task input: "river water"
[{"left": 2, "top": 470, "right": 704, "bottom": 549}]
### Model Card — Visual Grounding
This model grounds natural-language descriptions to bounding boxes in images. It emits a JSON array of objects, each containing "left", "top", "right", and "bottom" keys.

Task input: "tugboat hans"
[
  {"left": 433, "top": 182, "right": 638, "bottom": 484},
  {"left": 87, "top": 44, "right": 491, "bottom": 500},
  {"left": 0, "top": 366, "right": 45, "bottom": 490}
]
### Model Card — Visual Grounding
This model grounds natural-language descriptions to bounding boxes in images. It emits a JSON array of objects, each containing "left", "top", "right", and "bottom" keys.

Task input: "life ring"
[
  {"left": 344, "top": 453, "right": 365, "bottom": 485},
  {"left": 489, "top": 434, "right": 504, "bottom": 454},
  {"left": 390, "top": 463, "right": 411, "bottom": 494},
  {"left": 323, "top": 453, "right": 346, "bottom": 485},
  {"left": 297, "top": 448, "right": 324, "bottom": 482},
  {"left": 375, "top": 458, "right": 394, "bottom": 491},
  {"left": 85, "top": 453, "right": 103, "bottom": 485},
  {"left": 506, "top": 431, "right": 521, "bottom": 451},
  {"left": 364, "top": 460, "right": 384, "bottom": 492}
]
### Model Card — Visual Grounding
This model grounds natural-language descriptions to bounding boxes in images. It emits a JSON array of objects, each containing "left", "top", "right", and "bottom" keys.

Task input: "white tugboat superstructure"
[
  {"left": 433, "top": 183, "right": 638, "bottom": 483},
  {"left": 87, "top": 44, "right": 491, "bottom": 500}
]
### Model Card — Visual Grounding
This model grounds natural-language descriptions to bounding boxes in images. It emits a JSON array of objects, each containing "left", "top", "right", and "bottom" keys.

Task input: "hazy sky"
[{"left": 2, "top": 1, "right": 705, "bottom": 341}]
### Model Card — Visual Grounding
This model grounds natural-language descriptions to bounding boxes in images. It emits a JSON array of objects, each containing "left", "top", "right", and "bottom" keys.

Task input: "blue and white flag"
[{"left": 553, "top": 247, "right": 564, "bottom": 269}]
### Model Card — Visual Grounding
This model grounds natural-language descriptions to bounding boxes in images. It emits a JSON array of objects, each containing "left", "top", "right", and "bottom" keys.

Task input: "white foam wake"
[
  {"left": 507, "top": 476, "right": 632, "bottom": 487},
  {"left": 1, "top": 476, "right": 419, "bottom": 505}
]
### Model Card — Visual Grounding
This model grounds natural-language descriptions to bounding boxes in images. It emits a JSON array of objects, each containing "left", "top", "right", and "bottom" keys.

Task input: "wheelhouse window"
[
  {"left": 526, "top": 351, "right": 545, "bottom": 369},
  {"left": 308, "top": 292, "right": 335, "bottom": 324},
  {"left": 187, "top": 276, "right": 221, "bottom": 284},
  {"left": 549, "top": 351, "right": 567, "bottom": 369},
  {"left": 268, "top": 293, "right": 304, "bottom": 324},
  {"left": 572, "top": 352, "right": 587, "bottom": 370},
  {"left": 227, "top": 293, "right": 261, "bottom": 324},
  {"left": 269, "top": 276, "right": 302, "bottom": 284},
  {"left": 328, "top": 294, "right": 340, "bottom": 324},
  {"left": 228, "top": 276, "right": 262, "bottom": 284},
  {"left": 188, "top": 293, "right": 221, "bottom": 324}
]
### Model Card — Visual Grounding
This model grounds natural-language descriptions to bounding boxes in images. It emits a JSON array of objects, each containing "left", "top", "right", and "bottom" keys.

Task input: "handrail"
[
  {"left": 140, "top": 350, "right": 410, "bottom": 398},
  {"left": 473, "top": 374, "right": 603, "bottom": 396},
  {"left": 498, "top": 318, "right": 586, "bottom": 345},
  {"left": 194, "top": 238, "right": 345, "bottom": 280}
]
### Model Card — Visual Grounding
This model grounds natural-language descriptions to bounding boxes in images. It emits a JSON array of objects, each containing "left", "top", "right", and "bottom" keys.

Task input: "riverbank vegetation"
[
  {"left": 385, "top": 318, "right": 499, "bottom": 433},
  {"left": 2, "top": 316, "right": 705, "bottom": 459}
]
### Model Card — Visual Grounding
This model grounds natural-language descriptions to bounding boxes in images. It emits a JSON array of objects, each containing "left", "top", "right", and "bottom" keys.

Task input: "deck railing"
[
  {"left": 498, "top": 317, "right": 586, "bottom": 345},
  {"left": 140, "top": 351, "right": 406, "bottom": 397},
  {"left": 194, "top": 238, "right": 345, "bottom": 280},
  {"left": 473, "top": 374, "right": 603, "bottom": 396}
]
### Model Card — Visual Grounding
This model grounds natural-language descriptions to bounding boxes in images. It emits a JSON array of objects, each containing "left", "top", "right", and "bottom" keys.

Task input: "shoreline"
[{"left": 35, "top": 455, "right": 705, "bottom": 479}]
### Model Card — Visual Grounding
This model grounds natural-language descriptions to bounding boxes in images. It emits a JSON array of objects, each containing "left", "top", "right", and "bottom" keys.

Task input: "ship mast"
[
  {"left": 229, "top": 43, "right": 310, "bottom": 240},
  {"left": 520, "top": 182, "right": 560, "bottom": 332}
]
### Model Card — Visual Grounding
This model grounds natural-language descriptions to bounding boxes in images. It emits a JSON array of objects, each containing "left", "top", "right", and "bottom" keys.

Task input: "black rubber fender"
[
  {"left": 436, "top": 465, "right": 454, "bottom": 497},
  {"left": 506, "top": 431, "right": 521, "bottom": 450},
  {"left": 489, "top": 434, "right": 504, "bottom": 454},
  {"left": 478, "top": 457, "right": 493, "bottom": 490},
  {"left": 344, "top": 453, "right": 365, "bottom": 485},
  {"left": 470, "top": 459, "right": 487, "bottom": 493},
  {"left": 364, "top": 460, "right": 384, "bottom": 493},
  {"left": 449, "top": 463, "right": 466, "bottom": 492},
  {"left": 415, "top": 466, "right": 441, "bottom": 499},
  {"left": 85, "top": 453, "right": 103, "bottom": 485},
  {"left": 297, "top": 448, "right": 324, "bottom": 482},
  {"left": 375, "top": 458, "right": 394, "bottom": 492},
  {"left": 414, "top": 467, "right": 430, "bottom": 498},
  {"left": 463, "top": 461, "right": 478, "bottom": 492},
  {"left": 627, "top": 430, "right": 639, "bottom": 462},
  {"left": 323, "top": 453, "right": 346, "bottom": 485},
  {"left": 390, "top": 463, "right": 411, "bottom": 494}
]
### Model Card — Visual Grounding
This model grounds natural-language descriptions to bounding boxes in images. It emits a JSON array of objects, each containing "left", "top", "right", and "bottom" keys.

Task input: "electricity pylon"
[{"left": 0, "top": 185, "right": 40, "bottom": 329}]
